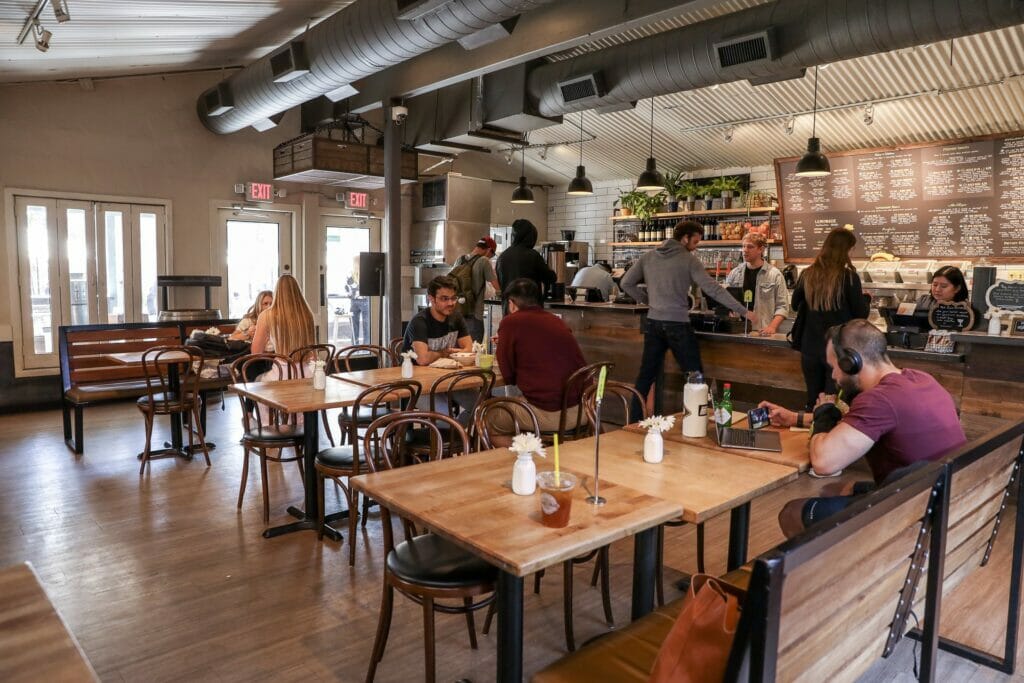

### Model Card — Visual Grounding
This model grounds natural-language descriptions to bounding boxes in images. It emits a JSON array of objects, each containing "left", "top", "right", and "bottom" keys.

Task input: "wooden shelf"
[
  {"left": 611, "top": 240, "right": 781, "bottom": 247},
  {"left": 611, "top": 207, "right": 777, "bottom": 222}
]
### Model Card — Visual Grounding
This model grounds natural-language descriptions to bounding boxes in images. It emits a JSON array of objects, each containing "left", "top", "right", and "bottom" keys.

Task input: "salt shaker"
[{"left": 313, "top": 359, "right": 326, "bottom": 390}]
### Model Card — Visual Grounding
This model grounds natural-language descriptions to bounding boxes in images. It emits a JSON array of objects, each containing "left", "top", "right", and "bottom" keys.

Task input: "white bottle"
[
  {"left": 988, "top": 311, "right": 1002, "bottom": 336},
  {"left": 511, "top": 454, "right": 537, "bottom": 495},
  {"left": 312, "top": 360, "right": 326, "bottom": 390},
  {"left": 643, "top": 431, "right": 664, "bottom": 464},
  {"left": 682, "top": 371, "right": 709, "bottom": 438},
  {"left": 401, "top": 355, "right": 414, "bottom": 379}
]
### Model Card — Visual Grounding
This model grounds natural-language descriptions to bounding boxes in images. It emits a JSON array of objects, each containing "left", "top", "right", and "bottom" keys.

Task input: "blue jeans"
[{"left": 632, "top": 319, "right": 703, "bottom": 417}]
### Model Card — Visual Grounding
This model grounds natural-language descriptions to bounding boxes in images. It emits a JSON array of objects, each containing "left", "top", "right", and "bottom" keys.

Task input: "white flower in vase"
[
  {"left": 638, "top": 414, "right": 676, "bottom": 434},
  {"left": 508, "top": 432, "right": 546, "bottom": 458},
  {"left": 509, "top": 432, "right": 545, "bottom": 495}
]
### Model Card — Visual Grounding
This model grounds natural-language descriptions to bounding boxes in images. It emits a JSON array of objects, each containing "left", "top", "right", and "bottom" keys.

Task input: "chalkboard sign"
[
  {"left": 775, "top": 132, "right": 1024, "bottom": 262},
  {"left": 928, "top": 302, "right": 975, "bottom": 331},
  {"left": 985, "top": 280, "right": 1024, "bottom": 312},
  {"left": 1012, "top": 317, "right": 1024, "bottom": 337}
]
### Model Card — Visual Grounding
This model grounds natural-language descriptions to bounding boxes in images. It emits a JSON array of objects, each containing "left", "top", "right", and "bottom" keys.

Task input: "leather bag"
[{"left": 648, "top": 574, "right": 745, "bottom": 683}]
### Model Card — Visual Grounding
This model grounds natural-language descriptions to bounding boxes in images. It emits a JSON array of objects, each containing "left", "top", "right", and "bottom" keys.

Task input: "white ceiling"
[
  {"left": 3, "top": 0, "right": 1023, "bottom": 186},
  {"left": 0, "top": 0, "right": 352, "bottom": 83}
]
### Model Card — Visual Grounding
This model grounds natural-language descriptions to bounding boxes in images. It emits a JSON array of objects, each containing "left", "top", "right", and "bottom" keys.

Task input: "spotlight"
[
  {"left": 723, "top": 126, "right": 734, "bottom": 143},
  {"left": 504, "top": 153, "right": 513, "bottom": 165},
  {"left": 863, "top": 103, "right": 874, "bottom": 126},
  {"left": 52, "top": 0, "right": 70, "bottom": 23},
  {"left": 784, "top": 116, "right": 796, "bottom": 136},
  {"left": 33, "top": 20, "right": 51, "bottom": 52},
  {"left": 538, "top": 147, "right": 547, "bottom": 161}
]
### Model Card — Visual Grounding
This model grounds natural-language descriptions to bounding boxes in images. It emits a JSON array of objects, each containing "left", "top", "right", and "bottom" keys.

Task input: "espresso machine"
[{"left": 543, "top": 243, "right": 567, "bottom": 301}]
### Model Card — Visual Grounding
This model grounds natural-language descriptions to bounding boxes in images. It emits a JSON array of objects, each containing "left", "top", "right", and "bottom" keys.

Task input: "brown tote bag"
[{"left": 648, "top": 574, "right": 745, "bottom": 683}]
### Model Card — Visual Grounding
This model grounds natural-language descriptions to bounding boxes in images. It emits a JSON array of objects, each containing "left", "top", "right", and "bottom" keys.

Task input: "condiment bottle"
[
  {"left": 313, "top": 360, "right": 326, "bottom": 390},
  {"left": 715, "top": 382, "right": 734, "bottom": 429}
]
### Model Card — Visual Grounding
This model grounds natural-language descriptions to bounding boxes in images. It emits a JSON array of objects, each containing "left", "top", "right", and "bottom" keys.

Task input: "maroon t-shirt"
[
  {"left": 496, "top": 306, "right": 586, "bottom": 412},
  {"left": 842, "top": 368, "right": 966, "bottom": 484}
]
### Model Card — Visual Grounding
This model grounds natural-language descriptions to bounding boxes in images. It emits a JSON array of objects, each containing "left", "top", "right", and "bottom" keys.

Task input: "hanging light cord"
[
  {"left": 811, "top": 65, "right": 819, "bottom": 138},
  {"left": 521, "top": 146, "right": 526, "bottom": 175},
  {"left": 578, "top": 112, "right": 585, "bottom": 165},
  {"left": 649, "top": 99, "right": 656, "bottom": 155}
]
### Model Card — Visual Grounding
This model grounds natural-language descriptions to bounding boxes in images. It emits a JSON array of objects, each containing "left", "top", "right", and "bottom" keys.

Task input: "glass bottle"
[{"left": 715, "top": 382, "right": 734, "bottom": 429}]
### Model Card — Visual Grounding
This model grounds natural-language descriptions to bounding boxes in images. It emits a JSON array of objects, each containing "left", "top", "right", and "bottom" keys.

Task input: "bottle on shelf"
[{"left": 715, "top": 382, "right": 734, "bottom": 429}]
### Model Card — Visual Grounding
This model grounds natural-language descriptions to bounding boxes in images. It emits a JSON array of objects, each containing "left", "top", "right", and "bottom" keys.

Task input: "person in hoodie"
[
  {"left": 621, "top": 220, "right": 758, "bottom": 416},
  {"left": 496, "top": 218, "right": 556, "bottom": 300}
]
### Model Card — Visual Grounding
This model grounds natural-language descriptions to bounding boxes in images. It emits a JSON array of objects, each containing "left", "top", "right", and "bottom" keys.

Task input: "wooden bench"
[
  {"left": 532, "top": 462, "right": 948, "bottom": 682},
  {"left": 59, "top": 321, "right": 238, "bottom": 454}
]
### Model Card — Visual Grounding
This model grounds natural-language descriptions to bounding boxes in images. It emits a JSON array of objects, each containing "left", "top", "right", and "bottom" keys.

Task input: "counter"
[{"left": 486, "top": 300, "right": 1021, "bottom": 419}]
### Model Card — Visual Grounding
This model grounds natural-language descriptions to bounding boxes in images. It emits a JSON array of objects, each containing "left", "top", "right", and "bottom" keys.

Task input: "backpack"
[{"left": 447, "top": 254, "right": 482, "bottom": 318}]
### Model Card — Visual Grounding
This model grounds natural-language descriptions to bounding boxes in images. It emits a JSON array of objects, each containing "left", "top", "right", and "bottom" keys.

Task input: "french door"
[
  {"left": 13, "top": 196, "right": 168, "bottom": 370},
  {"left": 217, "top": 209, "right": 292, "bottom": 319},
  {"left": 320, "top": 215, "right": 381, "bottom": 348}
]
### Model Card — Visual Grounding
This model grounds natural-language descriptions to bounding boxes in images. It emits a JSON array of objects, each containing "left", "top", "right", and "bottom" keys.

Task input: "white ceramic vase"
[
  {"left": 401, "top": 356, "right": 414, "bottom": 378},
  {"left": 643, "top": 431, "right": 664, "bottom": 464},
  {"left": 511, "top": 453, "right": 537, "bottom": 495}
]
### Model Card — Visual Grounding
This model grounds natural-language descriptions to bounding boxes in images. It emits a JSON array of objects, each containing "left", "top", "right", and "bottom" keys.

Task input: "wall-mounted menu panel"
[{"left": 775, "top": 132, "right": 1024, "bottom": 262}]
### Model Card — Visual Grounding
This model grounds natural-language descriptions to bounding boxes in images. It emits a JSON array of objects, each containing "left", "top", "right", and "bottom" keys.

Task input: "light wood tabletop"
[
  {"left": 0, "top": 562, "right": 98, "bottom": 682},
  {"left": 624, "top": 412, "right": 812, "bottom": 472},
  {"left": 351, "top": 450, "right": 682, "bottom": 577},
  {"left": 558, "top": 429, "right": 800, "bottom": 524},
  {"left": 106, "top": 349, "right": 193, "bottom": 365},
  {"left": 333, "top": 364, "right": 501, "bottom": 388},
  {"left": 230, "top": 376, "right": 389, "bottom": 414}
]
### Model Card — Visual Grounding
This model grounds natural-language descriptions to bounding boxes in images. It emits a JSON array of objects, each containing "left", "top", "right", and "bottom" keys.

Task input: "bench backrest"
[
  {"left": 60, "top": 324, "right": 182, "bottom": 390},
  {"left": 729, "top": 462, "right": 946, "bottom": 683}
]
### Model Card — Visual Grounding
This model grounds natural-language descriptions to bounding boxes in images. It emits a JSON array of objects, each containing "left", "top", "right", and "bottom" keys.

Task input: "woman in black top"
[{"left": 791, "top": 229, "right": 869, "bottom": 409}]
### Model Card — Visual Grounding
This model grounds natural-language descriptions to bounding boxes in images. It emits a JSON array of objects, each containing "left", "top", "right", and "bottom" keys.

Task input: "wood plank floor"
[{"left": 0, "top": 399, "right": 1020, "bottom": 682}]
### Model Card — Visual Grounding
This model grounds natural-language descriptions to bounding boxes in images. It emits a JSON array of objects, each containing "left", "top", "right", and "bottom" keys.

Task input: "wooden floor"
[{"left": 0, "top": 399, "right": 1020, "bottom": 682}]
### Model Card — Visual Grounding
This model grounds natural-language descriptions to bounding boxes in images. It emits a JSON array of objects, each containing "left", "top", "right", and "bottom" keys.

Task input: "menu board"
[{"left": 776, "top": 133, "right": 1024, "bottom": 261}]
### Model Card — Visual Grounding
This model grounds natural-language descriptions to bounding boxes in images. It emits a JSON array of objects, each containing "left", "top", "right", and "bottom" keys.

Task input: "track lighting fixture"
[
  {"left": 784, "top": 116, "right": 796, "bottom": 136},
  {"left": 863, "top": 103, "right": 874, "bottom": 126},
  {"left": 723, "top": 126, "right": 735, "bottom": 143},
  {"left": 16, "top": 1, "right": 68, "bottom": 49},
  {"left": 510, "top": 146, "right": 534, "bottom": 204},
  {"left": 566, "top": 112, "right": 594, "bottom": 196},
  {"left": 538, "top": 147, "right": 547, "bottom": 161},
  {"left": 33, "top": 20, "right": 51, "bottom": 52},
  {"left": 795, "top": 66, "right": 831, "bottom": 178},
  {"left": 635, "top": 98, "right": 665, "bottom": 191},
  {"left": 52, "top": 0, "right": 70, "bottom": 23}
]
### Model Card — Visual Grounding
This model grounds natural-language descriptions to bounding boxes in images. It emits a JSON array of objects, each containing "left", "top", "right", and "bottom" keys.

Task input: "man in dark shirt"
[
  {"left": 759, "top": 319, "right": 966, "bottom": 537},
  {"left": 495, "top": 219, "right": 555, "bottom": 298},
  {"left": 403, "top": 275, "right": 473, "bottom": 364},
  {"left": 489, "top": 278, "right": 587, "bottom": 446}
]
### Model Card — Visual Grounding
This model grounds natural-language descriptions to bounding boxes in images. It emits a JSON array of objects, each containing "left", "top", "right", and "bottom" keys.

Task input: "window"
[{"left": 11, "top": 194, "right": 169, "bottom": 372}]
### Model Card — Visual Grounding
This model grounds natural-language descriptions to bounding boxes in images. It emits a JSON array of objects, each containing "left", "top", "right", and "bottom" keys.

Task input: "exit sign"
[
  {"left": 348, "top": 191, "right": 369, "bottom": 209},
  {"left": 246, "top": 182, "right": 274, "bottom": 202}
]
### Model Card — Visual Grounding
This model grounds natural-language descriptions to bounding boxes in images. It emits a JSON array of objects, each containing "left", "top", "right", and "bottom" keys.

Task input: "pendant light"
[
  {"left": 635, "top": 97, "right": 665, "bottom": 191},
  {"left": 566, "top": 111, "right": 594, "bottom": 196},
  {"left": 510, "top": 145, "right": 534, "bottom": 204},
  {"left": 795, "top": 66, "right": 831, "bottom": 177}
]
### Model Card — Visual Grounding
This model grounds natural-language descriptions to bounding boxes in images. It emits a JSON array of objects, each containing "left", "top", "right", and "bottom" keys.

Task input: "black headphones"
[{"left": 830, "top": 322, "right": 863, "bottom": 375}]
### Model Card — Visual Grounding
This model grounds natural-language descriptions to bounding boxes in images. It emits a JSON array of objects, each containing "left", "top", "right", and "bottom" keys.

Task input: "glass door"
[
  {"left": 321, "top": 216, "right": 380, "bottom": 348},
  {"left": 97, "top": 202, "right": 168, "bottom": 322},
  {"left": 14, "top": 197, "right": 60, "bottom": 369},
  {"left": 56, "top": 200, "right": 98, "bottom": 326},
  {"left": 218, "top": 209, "right": 292, "bottom": 319}
]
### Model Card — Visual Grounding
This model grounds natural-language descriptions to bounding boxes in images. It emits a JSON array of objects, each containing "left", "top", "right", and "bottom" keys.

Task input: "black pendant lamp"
[
  {"left": 510, "top": 145, "right": 535, "bottom": 204},
  {"left": 567, "top": 111, "right": 594, "bottom": 196},
  {"left": 635, "top": 98, "right": 665, "bottom": 191},
  {"left": 795, "top": 66, "right": 831, "bottom": 177}
]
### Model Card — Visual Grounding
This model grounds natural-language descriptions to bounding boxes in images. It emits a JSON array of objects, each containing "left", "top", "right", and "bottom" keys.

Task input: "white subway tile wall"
[{"left": 547, "top": 165, "right": 777, "bottom": 264}]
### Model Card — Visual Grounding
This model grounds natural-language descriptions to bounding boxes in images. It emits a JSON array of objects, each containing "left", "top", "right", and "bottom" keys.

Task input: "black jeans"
[
  {"left": 800, "top": 353, "right": 837, "bottom": 411},
  {"left": 632, "top": 319, "right": 702, "bottom": 417}
]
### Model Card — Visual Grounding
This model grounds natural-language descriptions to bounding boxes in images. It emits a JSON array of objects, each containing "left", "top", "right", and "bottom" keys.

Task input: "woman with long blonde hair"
[
  {"left": 252, "top": 274, "right": 315, "bottom": 360},
  {"left": 791, "top": 229, "right": 869, "bottom": 408}
]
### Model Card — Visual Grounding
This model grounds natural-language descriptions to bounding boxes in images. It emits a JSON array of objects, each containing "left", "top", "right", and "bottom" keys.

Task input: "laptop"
[{"left": 708, "top": 393, "right": 782, "bottom": 452}]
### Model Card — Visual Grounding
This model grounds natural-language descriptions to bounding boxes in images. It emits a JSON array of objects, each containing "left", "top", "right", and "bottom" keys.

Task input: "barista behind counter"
[{"left": 723, "top": 233, "right": 788, "bottom": 336}]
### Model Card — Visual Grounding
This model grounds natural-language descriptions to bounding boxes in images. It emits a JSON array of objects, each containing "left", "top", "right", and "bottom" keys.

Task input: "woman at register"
[{"left": 913, "top": 265, "right": 970, "bottom": 326}]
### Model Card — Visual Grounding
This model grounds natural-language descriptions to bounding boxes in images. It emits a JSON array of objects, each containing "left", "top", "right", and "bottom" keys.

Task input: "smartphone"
[{"left": 747, "top": 407, "right": 770, "bottom": 430}]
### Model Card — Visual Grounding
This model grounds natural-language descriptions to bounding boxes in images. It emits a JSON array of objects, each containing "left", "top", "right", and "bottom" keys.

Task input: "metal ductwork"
[
  {"left": 525, "top": 0, "right": 1024, "bottom": 117},
  {"left": 197, "top": 0, "right": 554, "bottom": 135}
]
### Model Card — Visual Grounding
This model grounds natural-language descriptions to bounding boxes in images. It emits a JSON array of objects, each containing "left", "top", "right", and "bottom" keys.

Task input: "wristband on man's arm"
[
  {"left": 796, "top": 411, "right": 806, "bottom": 429},
  {"left": 811, "top": 403, "right": 843, "bottom": 434}
]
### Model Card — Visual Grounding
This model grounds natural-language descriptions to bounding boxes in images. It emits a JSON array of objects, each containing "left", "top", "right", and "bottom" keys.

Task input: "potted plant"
[
  {"left": 616, "top": 189, "right": 646, "bottom": 217},
  {"left": 662, "top": 171, "right": 686, "bottom": 213},
  {"left": 718, "top": 176, "right": 743, "bottom": 209},
  {"left": 701, "top": 179, "right": 717, "bottom": 210},
  {"left": 680, "top": 181, "right": 701, "bottom": 212},
  {"left": 635, "top": 191, "right": 666, "bottom": 223}
]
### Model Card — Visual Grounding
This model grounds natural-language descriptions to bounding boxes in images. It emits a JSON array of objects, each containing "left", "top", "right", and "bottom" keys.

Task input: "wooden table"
[
  {"left": 332, "top": 363, "right": 502, "bottom": 388},
  {"left": 557, "top": 429, "right": 800, "bottom": 570},
  {"left": 351, "top": 451, "right": 681, "bottom": 683},
  {"left": 623, "top": 412, "right": 812, "bottom": 472},
  {"left": 0, "top": 562, "right": 98, "bottom": 682},
  {"left": 231, "top": 376, "right": 385, "bottom": 540},
  {"left": 107, "top": 349, "right": 220, "bottom": 460}
]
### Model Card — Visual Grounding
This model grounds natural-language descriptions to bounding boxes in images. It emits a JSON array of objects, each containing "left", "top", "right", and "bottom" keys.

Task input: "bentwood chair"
[
  {"left": 137, "top": 345, "right": 210, "bottom": 475},
  {"left": 363, "top": 412, "right": 496, "bottom": 683},
  {"left": 581, "top": 380, "right": 647, "bottom": 435},
  {"left": 333, "top": 344, "right": 399, "bottom": 444},
  {"left": 229, "top": 354, "right": 305, "bottom": 524},
  {"left": 406, "top": 369, "right": 494, "bottom": 457},
  {"left": 315, "top": 380, "right": 421, "bottom": 566},
  {"left": 387, "top": 336, "right": 405, "bottom": 362},
  {"left": 290, "top": 343, "right": 337, "bottom": 447},
  {"left": 541, "top": 361, "right": 614, "bottom": 445},
  {"left": 471, "top": 396, "right": 541, "bottom": 451}
]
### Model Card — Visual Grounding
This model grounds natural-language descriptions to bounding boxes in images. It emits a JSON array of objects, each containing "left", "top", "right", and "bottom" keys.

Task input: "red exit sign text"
[
  {"left": 348, "top": 191, "right": 369, "bottom": 209},
  {"left": 246, "top": 182, "right": 274, "bottom": 202}
]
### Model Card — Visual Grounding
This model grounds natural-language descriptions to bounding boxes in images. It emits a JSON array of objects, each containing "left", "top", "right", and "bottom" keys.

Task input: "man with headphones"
[{"left": 759, "top": 319, "right": 966, "bottom": 537}]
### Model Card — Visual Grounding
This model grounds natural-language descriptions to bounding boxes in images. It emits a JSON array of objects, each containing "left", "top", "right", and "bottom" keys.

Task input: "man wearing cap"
[{"left": 451, "top": 236, "right": 501, "bottom": 342}]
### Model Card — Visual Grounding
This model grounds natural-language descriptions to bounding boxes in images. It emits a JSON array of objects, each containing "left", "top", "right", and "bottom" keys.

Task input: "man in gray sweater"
[{"left": 620, "top": 220, "right": 757, "bottom": 415}]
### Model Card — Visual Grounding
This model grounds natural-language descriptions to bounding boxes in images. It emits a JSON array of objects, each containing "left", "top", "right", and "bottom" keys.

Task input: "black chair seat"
[
  {"left": 315, "top": 445, "right": 355, "bottom": 469},
  {"left": 136, "top": 392, "right": 195, "bottom": 407},
  {"left": 342, "top": 405, "right": 395, "bottom": 425},
  {"left": 404, "top": 423, "right": 451, "bottom": 446},
  {"left": 387, "top": 533, "right": 498, "bottom": 589},
  {"left": 243, "top": 424, "right": 304, "bottom": 442}
]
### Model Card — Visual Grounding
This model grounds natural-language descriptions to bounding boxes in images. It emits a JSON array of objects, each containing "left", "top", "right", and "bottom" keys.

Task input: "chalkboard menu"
[{"left": 776, "top": 133, "right": 1024, "bottom": 261}]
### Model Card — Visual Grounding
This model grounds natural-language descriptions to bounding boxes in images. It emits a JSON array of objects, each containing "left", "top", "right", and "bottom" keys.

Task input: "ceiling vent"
[
  {"left": 396, "top": 0, "right": 452, "bottom": 21},
  {"left": 557, "top": 72, "right": 606, "bottom": 104},
  {"left": 714, "top": 29, "right": 777, "bottom": 69},
  {"left": 270, "top": 41, "right": 310, "bottom": 83},
  {"left": 202, "top": 83, "right": 234, "bottom": 117}
]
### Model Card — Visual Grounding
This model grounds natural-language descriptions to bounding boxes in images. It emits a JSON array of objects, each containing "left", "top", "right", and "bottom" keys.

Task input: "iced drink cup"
[
  {"left": 477, "top": 353, "right": 494, "bottom": 370},
  {"left": 537, "top": 471, "right": 577, "bottom": 528}
]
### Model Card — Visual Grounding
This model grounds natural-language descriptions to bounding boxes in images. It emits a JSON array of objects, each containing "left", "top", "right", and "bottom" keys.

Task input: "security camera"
[{"left": 392, "top": 105, "right": 409, "bottom": 124}]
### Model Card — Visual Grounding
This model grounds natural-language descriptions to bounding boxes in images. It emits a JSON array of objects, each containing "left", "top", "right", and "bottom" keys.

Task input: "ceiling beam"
[{"left": 346, "top": 0, "right": 727, "bottom": 113}]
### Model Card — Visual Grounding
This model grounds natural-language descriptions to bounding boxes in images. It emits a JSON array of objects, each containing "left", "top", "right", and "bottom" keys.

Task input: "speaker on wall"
[{"left": 359, "top": 252, "right": 386, "bottom": 296}]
